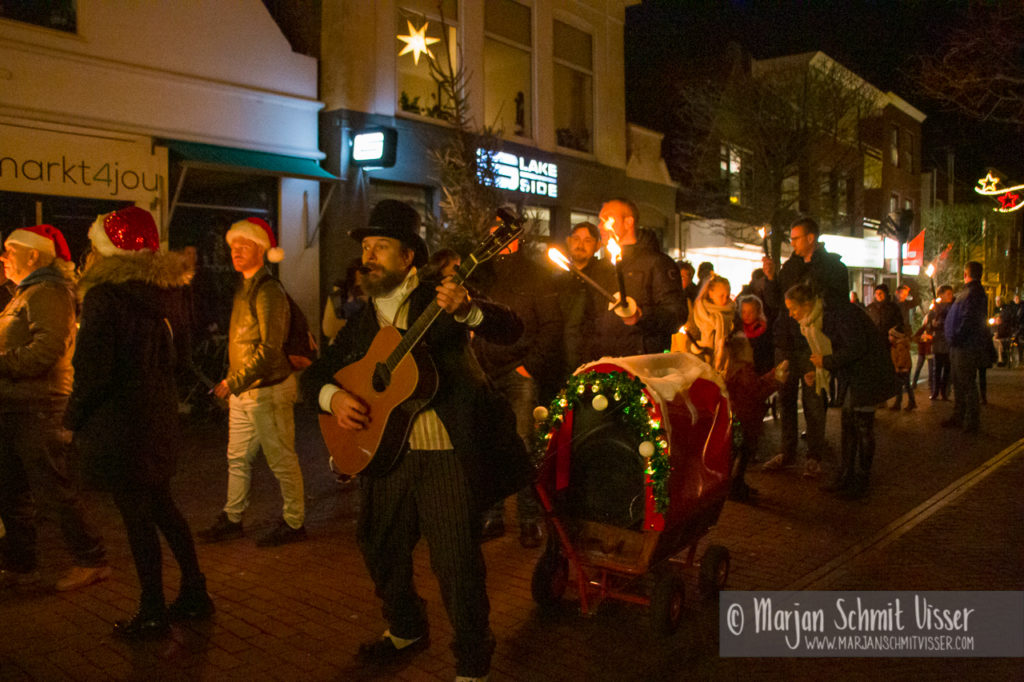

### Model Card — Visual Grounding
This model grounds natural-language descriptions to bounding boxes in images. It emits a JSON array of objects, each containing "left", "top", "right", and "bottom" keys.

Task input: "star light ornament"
[
  {"left": 975, "top": 172, "right": 1024, "bottom": 213},
  {"left": 397, "top": 21, "right": 439, "bottom": 66}
]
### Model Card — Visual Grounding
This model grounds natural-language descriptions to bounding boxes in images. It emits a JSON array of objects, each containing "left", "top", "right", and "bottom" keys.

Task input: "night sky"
[{"left": 625, "top": 0, "right": 1023, "bottom": 192}]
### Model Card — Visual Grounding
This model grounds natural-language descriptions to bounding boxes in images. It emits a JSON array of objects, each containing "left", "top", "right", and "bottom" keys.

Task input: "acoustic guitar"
[{"left": 318, "top": 209, "right": 525, "bottom": 476}]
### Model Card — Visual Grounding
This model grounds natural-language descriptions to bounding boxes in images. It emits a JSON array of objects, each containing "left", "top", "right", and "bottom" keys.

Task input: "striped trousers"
[{"left": 357, "top": 448, "right": 494, "bottom": 677}]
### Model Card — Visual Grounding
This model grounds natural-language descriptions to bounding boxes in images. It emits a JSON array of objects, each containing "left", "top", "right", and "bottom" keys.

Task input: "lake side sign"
[{"left": 476, "top": 148, "right": 558, "bottom": 198}]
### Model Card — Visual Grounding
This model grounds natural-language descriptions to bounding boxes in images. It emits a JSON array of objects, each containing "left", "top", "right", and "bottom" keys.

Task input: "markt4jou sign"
[
  {"left": 0, "top": 119, "right": 167, "bottom": 208},
  {"left": 476, "top": 148, "right": 558, "bottom": 198}
]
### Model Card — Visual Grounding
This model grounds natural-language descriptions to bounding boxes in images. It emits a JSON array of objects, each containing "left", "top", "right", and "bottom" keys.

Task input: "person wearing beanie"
[
  {"left": 301, "top": 200, "right": 529, "bottom": 682},
  {"left": 198, "top": 217, "right": 307, "bottom": 547},
  {"left": 0, "top": 224, "right": 111, "bottom": 592},
  {"left": 65, "top": 206, "right": 212, "bottom": 638}
]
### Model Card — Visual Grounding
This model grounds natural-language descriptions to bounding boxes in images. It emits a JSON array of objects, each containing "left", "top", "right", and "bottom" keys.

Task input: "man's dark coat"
[{"left": 301, "top": 280, "right": 530, "bottom": 510}]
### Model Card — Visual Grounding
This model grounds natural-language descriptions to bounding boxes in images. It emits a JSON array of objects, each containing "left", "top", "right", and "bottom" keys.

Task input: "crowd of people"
[{"left": 0, "top": 198, "right": 1010, "bottom": 682}]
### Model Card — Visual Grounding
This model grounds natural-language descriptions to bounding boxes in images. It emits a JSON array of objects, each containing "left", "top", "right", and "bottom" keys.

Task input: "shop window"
[
  {"left": 1, "top": 0, "right": 76, "bottom": 33},
  {"left": 720, "top": 144, "right": 752, "bottom": 206},
  {"left": 396, "top": 1, "right": 459, "bottom": 121},
  {"left": 484, "top": 0, "right": 532, "bottom": 138},
  {"left": 523, "top": 205, "right": 550, "bottom": 238},
  {"left": 570, "top": 210, "right": 599, "bottom": 228},
  {"left": 553, "top": 20, "right": 593, "bottom": 153}
]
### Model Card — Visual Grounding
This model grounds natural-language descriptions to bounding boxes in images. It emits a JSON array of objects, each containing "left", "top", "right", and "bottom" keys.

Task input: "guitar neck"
[{"left": 383, "top": 254, "right": 482, "bottom": 372}]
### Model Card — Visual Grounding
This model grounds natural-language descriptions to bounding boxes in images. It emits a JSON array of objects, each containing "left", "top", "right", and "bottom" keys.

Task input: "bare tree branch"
[{"left": 912, "top": 3, "right": 1024, "bottom": 126}]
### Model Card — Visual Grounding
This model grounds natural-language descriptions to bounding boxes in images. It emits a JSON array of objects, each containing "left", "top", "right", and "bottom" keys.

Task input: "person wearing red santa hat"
[
  {"left": 0, "top": 224, "right": 111, "bottom": 592},
  {"left": 66, "top": 206, "right": 213, "bottom": 638},
  {"left": 197, "top": 217, "right": 307, "bottom": 547}
]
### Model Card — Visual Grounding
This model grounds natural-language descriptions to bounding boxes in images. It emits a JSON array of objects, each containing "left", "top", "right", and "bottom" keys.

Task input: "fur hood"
[{"left": 76, "top": 251, "right": 193, "bottom": 301}]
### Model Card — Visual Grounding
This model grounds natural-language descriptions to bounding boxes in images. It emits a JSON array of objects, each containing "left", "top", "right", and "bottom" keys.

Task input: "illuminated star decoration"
[
  {"left": 974, "top": 172, "right": 1024, "bottom": 213},
  {"left": 397, "top": 20, "right": 439, "bottom": 66},
  {"left": 977, "top": 172, "right": 1000, "bottom": 193},
  {"left": 998, "top": 192, "right": 1020, "bottom": 211}
]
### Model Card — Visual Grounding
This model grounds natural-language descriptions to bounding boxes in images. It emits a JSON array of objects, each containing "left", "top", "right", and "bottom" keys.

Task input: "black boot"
[
  {"left": 113, "top": 606, "right": 169, "bottom": 639},
  {"left": 167, "top": 575, "right": 215, "bottom": 622}
]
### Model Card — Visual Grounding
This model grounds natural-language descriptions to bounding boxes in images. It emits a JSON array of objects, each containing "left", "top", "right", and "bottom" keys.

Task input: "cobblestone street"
[{"left": 0, "top": 368, "right": 1021, "bottom": 681}]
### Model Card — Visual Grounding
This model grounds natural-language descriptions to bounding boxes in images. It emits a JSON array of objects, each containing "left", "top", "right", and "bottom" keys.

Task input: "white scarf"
[
  {"left": 797, "top": 298, "right": 832, "bottom": 395},
  {"left": 373, "top": 267, "right": 418, "bottom": 328},
  {"left": 690, "top": 295, "right": 735, "bottom": 373}
]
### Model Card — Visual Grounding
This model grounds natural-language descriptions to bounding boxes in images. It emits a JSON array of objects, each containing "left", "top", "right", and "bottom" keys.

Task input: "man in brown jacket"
[
  {"left": 0, "top": 224, "right": 109, "bottom": 591},
  {"left": 198, "top": 218, "right": 307, "bottom": 547}
]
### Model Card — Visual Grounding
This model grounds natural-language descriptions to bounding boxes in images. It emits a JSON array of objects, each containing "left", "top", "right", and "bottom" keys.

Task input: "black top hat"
[{"left": 350, "top": 200, "right": 428, "bottom": 267}]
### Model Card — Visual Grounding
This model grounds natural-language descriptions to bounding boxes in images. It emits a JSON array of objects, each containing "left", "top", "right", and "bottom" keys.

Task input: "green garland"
[{"left": 534, "top": 370, "right": 672, "bottom": 514}]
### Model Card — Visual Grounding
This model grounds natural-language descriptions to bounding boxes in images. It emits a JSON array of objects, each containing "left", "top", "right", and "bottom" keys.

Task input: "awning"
[
  {"left": 163, "top": 140, "right": 339, "bottom": 182},
  {"left": 163, "top": 140, "right": 340, "bottom": 243}
]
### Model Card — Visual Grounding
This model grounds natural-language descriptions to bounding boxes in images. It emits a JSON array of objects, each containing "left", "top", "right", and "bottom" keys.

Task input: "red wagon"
[{"left": 531, "top": 352, "right": 733, "bottom": 634}]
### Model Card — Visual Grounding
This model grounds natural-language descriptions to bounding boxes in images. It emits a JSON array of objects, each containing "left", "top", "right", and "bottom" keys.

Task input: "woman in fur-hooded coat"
[{"left": 65, "top": 207, "right": 212, "bottom": 639}]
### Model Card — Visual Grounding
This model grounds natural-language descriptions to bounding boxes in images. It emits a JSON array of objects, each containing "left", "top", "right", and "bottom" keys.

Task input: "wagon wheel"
[
  {"left": 649, "top": 568, "right": 685, "bottom": 635},
  {"left": 531, "top": 548, "right": 569, "bottom": 609},
  {"left": 698, "top": 545, "right": 730, "bottom": 598}
]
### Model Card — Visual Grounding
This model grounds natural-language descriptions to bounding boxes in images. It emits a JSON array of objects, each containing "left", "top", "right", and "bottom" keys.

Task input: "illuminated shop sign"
[
  {"left": 476, "top": 148, "right": 558, "bottom": 197},
  {"left": 351, "top": 127, "right": 397, "bottom": 167}
]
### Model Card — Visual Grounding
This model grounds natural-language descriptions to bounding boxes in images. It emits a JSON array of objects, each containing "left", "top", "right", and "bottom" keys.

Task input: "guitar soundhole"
[{"left": 371, "top": 363, "right": 391, "bottom": 393}]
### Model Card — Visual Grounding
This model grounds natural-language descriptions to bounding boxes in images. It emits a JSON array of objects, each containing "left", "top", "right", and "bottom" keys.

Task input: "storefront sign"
[
  {"left": 476, "top": 148, "right": 558, "bottom": 197},
  {"left": 0, "top": 118, "right": 166, "bottom": 208}
]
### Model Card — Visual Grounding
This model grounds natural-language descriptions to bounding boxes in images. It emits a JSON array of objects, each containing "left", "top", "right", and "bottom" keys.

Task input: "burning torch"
[
  {"left": 925, "top": 262, "right": 937, "bottom": 299},
  {"left": 547, "top": 247, "right": 617, "bottom": 305},
  {"left": 757, "top": 225, "right": 771, "bottom": 257}
]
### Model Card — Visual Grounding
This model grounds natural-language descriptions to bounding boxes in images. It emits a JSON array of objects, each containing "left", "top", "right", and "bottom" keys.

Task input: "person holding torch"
[{"left": 590, "top": 198, "right": 687, "bottom": 357}]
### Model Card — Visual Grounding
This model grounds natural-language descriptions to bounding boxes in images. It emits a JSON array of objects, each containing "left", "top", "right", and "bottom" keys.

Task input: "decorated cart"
[{"left": 531, "top": 352, "right": 733, "bottom": 634}]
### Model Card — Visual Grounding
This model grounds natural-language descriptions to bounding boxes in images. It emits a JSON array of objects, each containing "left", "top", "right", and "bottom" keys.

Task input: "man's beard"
[
  {"left": 361, "top": 266, "right": 407, "bottom": 297},
  {"left": 570, "top": 250, "right": 592, "bottom": 268}
]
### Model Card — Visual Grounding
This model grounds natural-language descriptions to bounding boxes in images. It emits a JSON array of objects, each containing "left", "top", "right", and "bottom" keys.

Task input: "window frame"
[
  {"left": 483, "top": 0, "right": 535, "bottom": 141},
  {"left": 552, "top": 18, "right": 595, "bottom": 155}
]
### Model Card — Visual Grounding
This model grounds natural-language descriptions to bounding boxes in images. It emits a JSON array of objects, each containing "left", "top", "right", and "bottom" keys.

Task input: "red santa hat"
[
  {"left": 4, "top": 224, "right": 72, "bottom": 262},
  {"left": 225, "top": 217, "right": 284, "bottom": 263},
  {"left": 88, "top": 206, "right": 160, "bottom": 256}
]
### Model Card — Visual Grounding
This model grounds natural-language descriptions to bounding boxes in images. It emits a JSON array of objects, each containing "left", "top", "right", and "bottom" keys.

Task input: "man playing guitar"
[{"left": 301, "top": 200, "right": 528, "bottom": 682}]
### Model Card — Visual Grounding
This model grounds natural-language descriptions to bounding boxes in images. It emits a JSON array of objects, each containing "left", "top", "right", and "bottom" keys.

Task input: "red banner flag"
[{"left": 905, "top": 229, "right": 925, "bottom": 266}]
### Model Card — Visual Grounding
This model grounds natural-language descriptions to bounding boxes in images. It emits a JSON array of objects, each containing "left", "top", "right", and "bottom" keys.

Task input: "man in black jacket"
[
  {"left": 592, "top": 198, "right": 687, "bottom": 357},
  {"left": 558, "top": 221, "right": 618, "bottom": 374},
  {"left": 300, "top": 201, "right": 527, "bottom": 682},
  {"left": 762, "top": 216, "right": 849, "bottom": 476},
  {"left": 471, "top": 231, "right": 562, "bottom": 547}
]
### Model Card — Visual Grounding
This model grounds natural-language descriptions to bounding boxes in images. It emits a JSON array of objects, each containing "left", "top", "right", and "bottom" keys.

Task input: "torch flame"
[
  {"left": 547, "top": 247, "right": 571, "bottom": 271},
  {"left": 677, "top": 325, "right": 687, "bottom": 334},
  {"left": 988, "top": 318, "right": 996, "bottom": 325},
  {"left": 606, "top": 236, "right": 622, "bottom": 265},
  {"left": 925, "top": 263, "right": 935, "bottom": 278},
  {"left": 757, "top": 227, "right": 766, "bottom": 240}
]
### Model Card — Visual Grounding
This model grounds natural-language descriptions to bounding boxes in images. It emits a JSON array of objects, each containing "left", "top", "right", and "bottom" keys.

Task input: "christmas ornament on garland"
[
  {"left": 534, "top": 370, "right": 672, "bottom": 513},
  {"left": 975, "top": 172, "right": 1024, "bottom": 213}
]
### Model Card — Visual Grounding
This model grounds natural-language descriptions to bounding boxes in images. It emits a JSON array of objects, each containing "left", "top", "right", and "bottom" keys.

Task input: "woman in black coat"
[
  {"left": 785, "top": 283, "right": 896, "bottom": 500},
  {"left": 65, "top": 207, "right": 212, "bottom": 638}
]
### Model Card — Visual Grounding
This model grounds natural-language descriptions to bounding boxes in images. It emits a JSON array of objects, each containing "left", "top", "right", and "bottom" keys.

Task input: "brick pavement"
[{"left": 0, "top": 368, "right": 1021, "bottom": 681}]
